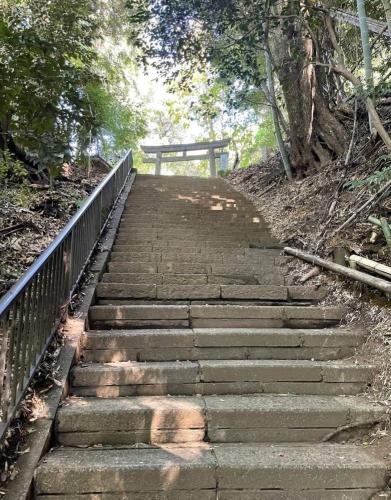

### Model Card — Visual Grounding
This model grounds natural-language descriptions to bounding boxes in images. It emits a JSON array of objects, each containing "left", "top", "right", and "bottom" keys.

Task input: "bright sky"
[{"left": 135, "top": 67, "right": 205, "bottom": 146}]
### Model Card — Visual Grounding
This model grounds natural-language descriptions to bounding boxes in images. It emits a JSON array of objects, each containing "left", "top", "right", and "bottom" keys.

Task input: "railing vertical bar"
[
  {"left": 44, "top": 256, "right": 55, "bottom": 344},
  {"left": 0, "top": 305, "right": 14, "bottom": 421},
  {"left": 53, "top": 249, "right": 62, "bottom": 321},
  {"left": 37, "top": 264, "right": 49, "bottom": 354},
  {"left": 11, "top": 292, "right": 25, "bottom": 405},
  {"left": 25, "top": 276, "right": 38, "bottom": 380},
  {"left": 2, "top": 303, "right": 17, "bottom": 421},
  {"left": 51, "top": 249, "right": 61, "bottom": 323},
  {"left": 18, "top": 285, "right": 32, "bottom": 388}
]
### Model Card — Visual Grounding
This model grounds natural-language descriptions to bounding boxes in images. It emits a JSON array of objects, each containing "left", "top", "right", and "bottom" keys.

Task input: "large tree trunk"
[
  {"left": 0, "top": 122, "right": 44, "bottom": 181},
  {"left": 271, "top": 2, "right": 348, "bottom": 176}
]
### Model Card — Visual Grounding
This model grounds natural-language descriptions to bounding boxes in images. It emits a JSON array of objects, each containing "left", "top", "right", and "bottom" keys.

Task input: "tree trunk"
[
  {"left": 271, "top": 2, "right": 348, "bottom": 177},
  {"left": 356, "top": 0, "right": 374, "bottom": 133},
  {"left": 263, "top": 47, "right": 293, "bottom": 179},
  {"left": 0, "top": 122, "right": 44, "bottom": 180},
  {"left": 381, "top": 0, "right": 391, "bottom": 41}
]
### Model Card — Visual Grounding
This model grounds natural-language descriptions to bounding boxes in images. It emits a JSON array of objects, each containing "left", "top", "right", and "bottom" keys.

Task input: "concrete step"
[
  {"left": 88, "top": 304, "right": 344, "bottom": 329},
  {"left": 70, "top": 359, "right": 372, "bottom": 397},
  {"left": 96, "top": 283, "right": 325, "bottom": 302},
  {"left": 82, "top": 327, "right": 364, "bottom": 363},
  {"left": 55, "top": 394, "right": 383, "bottom": 446},
  {"left": 34, "top": 443, "right": 386, "bottom": 498}
]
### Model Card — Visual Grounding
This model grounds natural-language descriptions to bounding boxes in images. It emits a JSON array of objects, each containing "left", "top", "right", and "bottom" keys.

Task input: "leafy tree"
[
  {"left": 0, "top": 0, "right": 147, "bottom": 181},
  {"left": 130, "top": 0, "right": 391, "bottom": 176}
]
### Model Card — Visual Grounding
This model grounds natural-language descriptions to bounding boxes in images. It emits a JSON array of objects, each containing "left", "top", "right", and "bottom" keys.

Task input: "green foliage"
[
  {"left": 0, "top": 0, "right": 147, "bottom": 178},
  {"left": 255, "top": 115, "right": 276, "bottom": 149},
  {"left": 0, "top": 0, "right": 99, "bottom": 165},
  {"left": 86, "top": 83, "right": 147, "bottom": 161},
  {"left": 344, "top": 160, "right": 391, "bottom": 191},
  {"left": 0, "top": 149, "right": 27, "bottom": 183}
]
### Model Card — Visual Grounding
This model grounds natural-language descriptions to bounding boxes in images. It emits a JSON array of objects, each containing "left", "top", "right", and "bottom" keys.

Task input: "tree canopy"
[
  {"left": 129, "top": 0, "right": 391, "bottom": 177},
  {"left": 0, "top": 0, "right": 147, "bottom": 181},
  {"left": 0, "top": 0, "right": 390, "bottom": 180}
]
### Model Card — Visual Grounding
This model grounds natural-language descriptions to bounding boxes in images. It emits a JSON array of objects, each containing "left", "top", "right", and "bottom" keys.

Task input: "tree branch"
[{"left": 323, "top": 14, "right": 391, "bottom": 153}]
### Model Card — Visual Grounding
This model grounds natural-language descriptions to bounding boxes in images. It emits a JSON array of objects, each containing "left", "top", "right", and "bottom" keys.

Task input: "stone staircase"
[{"left": 34, "top": 175, "right": 386, "bottom": 499}]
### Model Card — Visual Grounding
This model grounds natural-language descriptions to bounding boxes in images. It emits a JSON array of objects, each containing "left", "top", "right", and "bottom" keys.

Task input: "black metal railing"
[{"left": 0, "top": 150, "right": 133, "bottom": 439}]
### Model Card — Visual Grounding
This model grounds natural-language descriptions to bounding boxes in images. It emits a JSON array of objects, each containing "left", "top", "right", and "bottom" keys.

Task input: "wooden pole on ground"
[
  {"left": 349, "top": 254, "right": 391, "bottom": 279},
  {"left": 284, "top": 246, "right": 391, "bottom": 295}
]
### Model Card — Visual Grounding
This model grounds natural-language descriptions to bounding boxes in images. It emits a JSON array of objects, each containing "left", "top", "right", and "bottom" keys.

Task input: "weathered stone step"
[
  {"left": 71, "top": 359, "right": 372, "bottom": 397},
  {"left": 82, "top": 327, "right": 363, "bottom": 362},
  {"left": 189, "top": 304, "right": 343, "bottom": 328},
  {"left": 55, "top": 394, "right": 383, "bottom": 446},
  {"left": 89, "top": 304, "right": 344, "bottom": 329},
  {"left": 96, "top": 283, "right": 325, "bottom": 301},
  {"left": 116, "top": 230, "right": 267, "bottom": 240},
  {"left": 109, "top": 251, "right": 286, "bottom": 266},
  {"left": 34, "top": 443, "right": 386, "bottom": 498},
  {"left": 106, "top": 262, "right": 286, "bottom": 282},
  {"left": 112, "top": 246, "right": 283, "bottom": 256},
  {"left": 56, "top": 396, "right": 205, "bottom": 446},
  {"left": 117, "top": 224, "right": 269, "bottom": 232},
  {"left": 114, "top": 237, "right": 275, "bottom": 248},
  {"left": 122, "top": 207, "right": 260, "bottom": 214},
  {"left": 118, "top": 222, "right": 270, "bottom": 230},
  {"left": 103, "top": 269, "right": 287, "bottom": 285}
]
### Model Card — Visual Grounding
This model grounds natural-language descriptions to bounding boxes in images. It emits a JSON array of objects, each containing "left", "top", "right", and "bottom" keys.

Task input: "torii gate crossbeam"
[{"left": 141, "top": 139, "right": 230, "bottom": 177}]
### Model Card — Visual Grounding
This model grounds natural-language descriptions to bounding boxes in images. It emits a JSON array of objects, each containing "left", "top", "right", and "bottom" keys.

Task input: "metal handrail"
[{"left": 0, "top": 150, "right": 133, "bottom": 439}]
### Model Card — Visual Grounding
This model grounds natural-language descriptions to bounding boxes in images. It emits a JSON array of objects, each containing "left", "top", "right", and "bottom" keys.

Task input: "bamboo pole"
[
  {"left": 356, "top": 0, "right": 375, "bottom": 134},
  {"left": 380, "top": 217, "right": 391, "bottom": 248},
  {"left": 349, "top": 254, "right": 391, "bottom": 279},
  {"left": 284, "top": 246, "right": 391, "bottom": 295},
  {"left": 368, "top": 216, "right": 391, "bottom": 248},
  {"left": 368, "top": 215, "right": 391, "bottom": 230}
]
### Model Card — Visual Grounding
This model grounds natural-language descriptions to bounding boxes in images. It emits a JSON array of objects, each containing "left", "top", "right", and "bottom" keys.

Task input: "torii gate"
[{"left": 141, "top": 139, "right": 230, "bottom": 177}]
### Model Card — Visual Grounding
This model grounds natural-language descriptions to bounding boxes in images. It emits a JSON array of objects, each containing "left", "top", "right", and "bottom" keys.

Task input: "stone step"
[
  {"left": 116, "top": 230, "right": 266, "bottom": 241},
  {"left": 71, "top": 359, "right": 372, "bottom": 397},
  {"left": 114, "top": 237, "right": 275, "bottom": 248},
  {"left": 117, "top": 225, "right": 270, "bottom": 233},
  {"left": 88, "top": 304, "right": 344, "bottom": 329},
  {"left": 106, "top": 260, "right": 286, "bottom": 276},
  {"left": 118, "top": 222, "right": 270, "bottom": 230},
  {"left": 55, "top": 394, "right": 383, "bottom": 446},
  {"left": 34, "top": 443, "right": 386, "bottom": 498},
  {"left": 82, "top": 327, "right": 364, "bottom": 362},
  {"left": 120, "top": 215, "right": 265, "bottom": 223},
  {"left": 115, "top": 234, "right": 271, "bottom": 243},
  {"left": 112, "top": 246, "right": 283, "bottom": 256},
  {"left": 122, "top": 207, "right": 260, "bottom": 214},
  {"left": 96, "top": 284, "right": 325, "bottom": 302},
  {"left": 103, "top": 269, "right": 287, "bottom": 285},
  {"left": 109, "top": 251, "right": 286, "bottom": 266}
]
